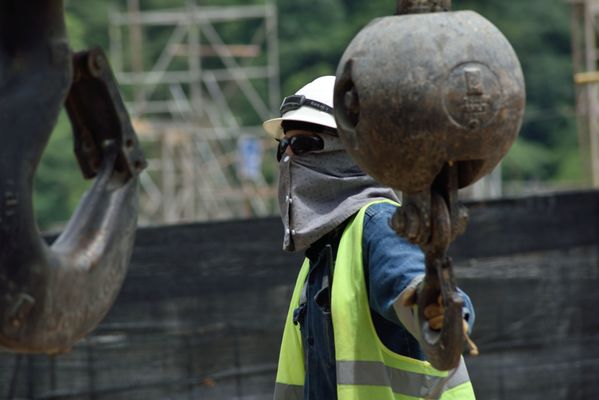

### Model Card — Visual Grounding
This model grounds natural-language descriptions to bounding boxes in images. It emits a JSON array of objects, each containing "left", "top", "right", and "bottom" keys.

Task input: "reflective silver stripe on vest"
[
  {"left": 274, "top": 383, "right": 303, "bottom": 400},
  {"left": 336, "top": 359, "right": 470, "bottom": 399}
]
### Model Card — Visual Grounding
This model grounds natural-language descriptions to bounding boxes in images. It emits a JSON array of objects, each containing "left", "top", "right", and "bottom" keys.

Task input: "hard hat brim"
[
  {"left": 262, "top": 108, "right": 337, "bottom": 139},
  {"left": 262, "top": 117, "right": 285, "bottom": 139}
]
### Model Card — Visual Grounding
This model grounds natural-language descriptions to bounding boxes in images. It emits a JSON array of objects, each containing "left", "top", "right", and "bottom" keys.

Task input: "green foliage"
[
  {"left": 453, "top": 0, "right": 579, "bottom": 185},
  {"left": 33, "top": 5, "right": 98, "bottom": 232},
  {"left": 64, "top": 0, "right": 115, "bottom": 51},
  {"left": 32, "top": 0, "right": 581, "bottom": 228},
  {"left": 503, "top": 138, "right": 555, "bottom": 181},
  {"left": 34, "top": 112, "right": 91, "bottom": 231},
  {"left": 65, "top": 11, "right": 86, "bottom": 50}
]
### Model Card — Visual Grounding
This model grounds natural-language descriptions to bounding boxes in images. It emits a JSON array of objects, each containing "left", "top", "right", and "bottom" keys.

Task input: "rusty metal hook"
[
  {"left": 0, "top": 1, "right": 146, "bottom": 353},
  {"left": 334, "top": 0, "right": 524, "bottom": 370},
  {"left": 391, "top": 189, "right": 466, "bottom": 370},
  {"left": 417, "top": 192, "right": 465, "bottom": 371}
]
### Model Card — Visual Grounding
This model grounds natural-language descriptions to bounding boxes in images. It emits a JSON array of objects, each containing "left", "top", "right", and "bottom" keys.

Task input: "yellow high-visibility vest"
[{"left": 274, "top": 201, "right": 476, "bottom": 400}]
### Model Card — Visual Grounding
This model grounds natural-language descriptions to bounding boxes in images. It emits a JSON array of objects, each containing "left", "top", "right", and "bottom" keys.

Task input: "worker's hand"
[
  {"left": 423, "top": 294, "right": 444, "bottom": 330},
  {"left": 400, "top": 287, "right": 479, "bottom": 356},
  {"left": 401, "top": 287, "right": 444, "bottom": 330}
]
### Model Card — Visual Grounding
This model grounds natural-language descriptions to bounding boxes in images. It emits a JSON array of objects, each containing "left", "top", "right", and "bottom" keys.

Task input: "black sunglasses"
[
  {"left": 280, "top": 95, "right": 333, "bottom": 116},
  {"left": 276, "top": 135, "right": 325, "bottom": 161}
]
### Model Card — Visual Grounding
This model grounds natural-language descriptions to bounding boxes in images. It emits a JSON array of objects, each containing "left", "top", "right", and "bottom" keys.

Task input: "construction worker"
[{"left": 263, "top": 75, "right": 476, "bottom": 400}]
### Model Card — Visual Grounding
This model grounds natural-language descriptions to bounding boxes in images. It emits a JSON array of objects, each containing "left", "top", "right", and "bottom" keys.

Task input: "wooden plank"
[{"left": 575, "top": 70, "right": 599, "bottom": 84}]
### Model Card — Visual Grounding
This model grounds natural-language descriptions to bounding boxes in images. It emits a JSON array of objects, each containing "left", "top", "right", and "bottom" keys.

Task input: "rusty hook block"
[{"left": 0, "top": 0, "right": 145, "bottom": 354}]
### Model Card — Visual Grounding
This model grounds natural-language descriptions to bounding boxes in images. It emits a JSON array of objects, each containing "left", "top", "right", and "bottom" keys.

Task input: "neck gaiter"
[{"left": 277, "top": 135, "right": 399, "bottom": 252}]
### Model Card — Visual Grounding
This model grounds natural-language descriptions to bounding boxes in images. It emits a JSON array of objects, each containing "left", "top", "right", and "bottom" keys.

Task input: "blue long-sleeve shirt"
[{"left": 294, "top": 202, "right": 475, "bottom": 400}]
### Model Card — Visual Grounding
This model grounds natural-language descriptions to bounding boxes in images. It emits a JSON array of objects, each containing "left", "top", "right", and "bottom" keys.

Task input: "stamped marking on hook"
[{"left": 443, "top": 62, "right": 502, "bottom": 131}]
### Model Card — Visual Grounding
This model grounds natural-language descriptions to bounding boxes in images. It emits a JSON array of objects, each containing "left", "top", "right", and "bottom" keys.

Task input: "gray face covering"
[{"left": 277, "top": 133, "right": 399, "bottom": 252}]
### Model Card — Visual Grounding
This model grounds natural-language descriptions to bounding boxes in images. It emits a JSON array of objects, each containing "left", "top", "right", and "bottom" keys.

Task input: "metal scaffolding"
[
  {"left": 109, "top": 2, "right": 280, "bottom": 224},
  {"left": 570, "top": 0, "right": 599, "bottom": 187}
]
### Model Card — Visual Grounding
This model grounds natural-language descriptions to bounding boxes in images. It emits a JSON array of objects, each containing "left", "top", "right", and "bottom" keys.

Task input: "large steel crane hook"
[
  {"left": 0, "top": 1, "right": 146, "bottom": 353},
  {"left": 334, "top": 0, "right": 525, "bottom": 370}
]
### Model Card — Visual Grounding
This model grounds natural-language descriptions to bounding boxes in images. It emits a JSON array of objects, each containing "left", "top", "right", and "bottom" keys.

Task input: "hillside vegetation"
[{"left": 35, "top": 0, "right": 579, "bottom": 229}]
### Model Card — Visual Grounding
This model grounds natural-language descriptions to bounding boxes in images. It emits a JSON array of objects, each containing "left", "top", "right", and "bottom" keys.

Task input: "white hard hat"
[{"left": 263, "top": 75, "right": 337, "bottom": 139}]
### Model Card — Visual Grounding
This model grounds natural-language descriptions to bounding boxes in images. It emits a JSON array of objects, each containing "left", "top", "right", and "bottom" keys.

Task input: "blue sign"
[{"left": 238, "top": 136, "right": 262, "bottom": 181}]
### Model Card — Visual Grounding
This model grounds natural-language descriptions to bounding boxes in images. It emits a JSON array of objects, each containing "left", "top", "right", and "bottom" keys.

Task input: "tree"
[
  {"left": 453, "top": 0, "right": 579, "bottom": 185},
  {"left": 32, "top": 0, "right": 580, "bottom": 229}
]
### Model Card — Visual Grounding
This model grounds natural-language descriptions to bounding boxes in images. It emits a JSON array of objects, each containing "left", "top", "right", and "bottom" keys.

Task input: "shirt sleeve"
[{"left": 362, "top": 202, "right": 475, "bottom": 329}]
